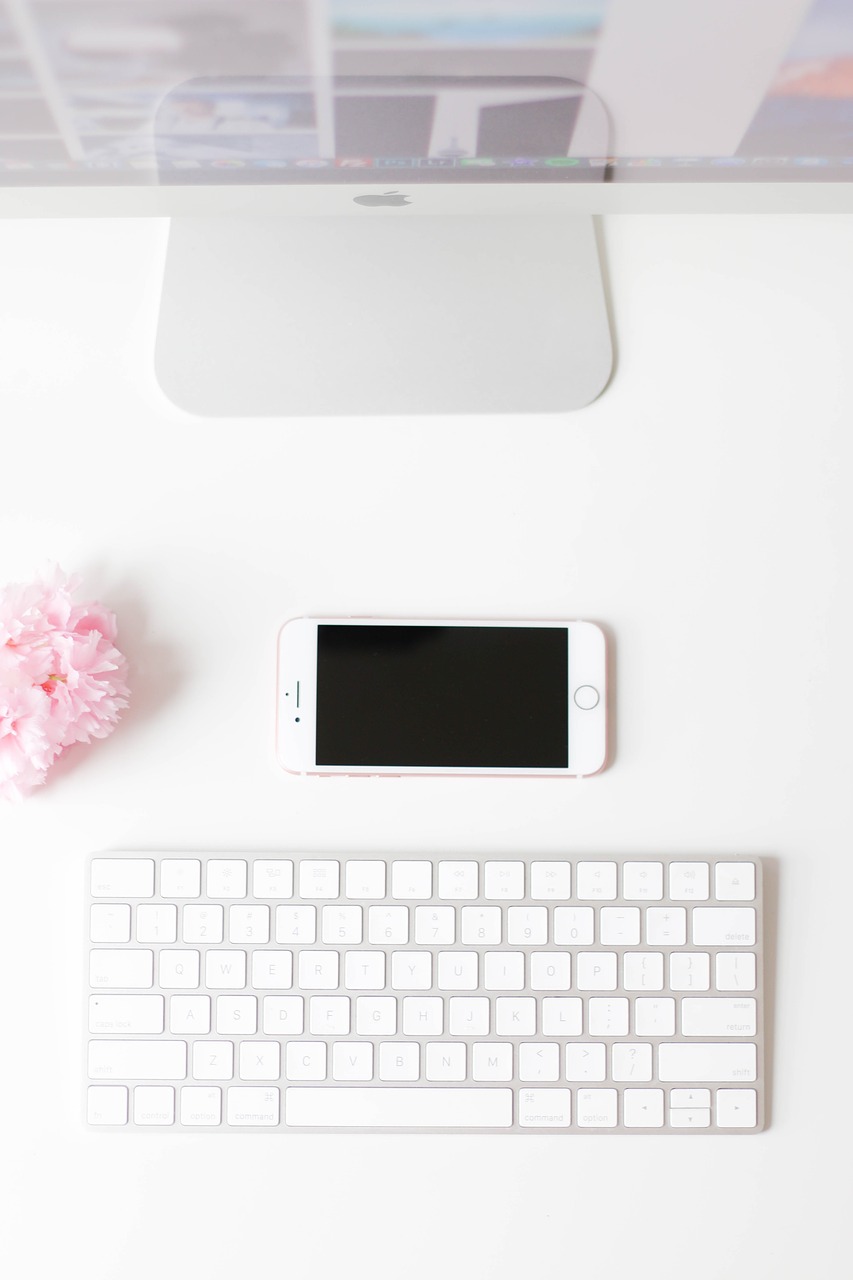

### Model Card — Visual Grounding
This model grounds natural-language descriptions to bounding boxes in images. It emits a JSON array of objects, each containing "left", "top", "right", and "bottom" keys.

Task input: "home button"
[{"left": 573, "top": 685, "right": 600, "bottom": 711}]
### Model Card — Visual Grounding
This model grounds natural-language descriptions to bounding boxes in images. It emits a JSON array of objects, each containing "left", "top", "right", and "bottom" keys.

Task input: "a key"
[
  {"left": 89, "top": 949, "right": 153, "bottom": 990},
  {"left": 284, "top": 1087, "right": 512, "bottom": 1128},
  {"left": 160, "top": 859, "right": 201, "bottom": 899},
  {"left": 484, "top": 861, "right": 524, "bottom": 900},
  {"left": 437, "top": 861, "right": 479, "bottom": 900},
  {"left": 275, "top": 905, "right": 316, "bottom": 944},
  {"left": 714, "top": 862, "right": 756, "bottom": 901},
  {"left": 657, "top": 1043, "right": 756, "bottom": 1083},
  {"left": 88, "top": 1040, "right": 186, "bottom": 1081},
  {"left": 575, "top": 862, "right": 617, "bottom": 900},
  {"left": 344, "top": 860, "right": 386, "bottom": 900},
  {"left": 391, "top": 861, "right": 432, "bottom": 899},
  {"left": 692, "top": 907, "right": 756, "bottom": 946},
  {"left": 529, "top": 861, "right": 571, "bottom": 901},
  {"left": 88, "top": 995, "right": 164, "bottom": 1035},
  {"left": 518, "top": 1088, "right": 571, "bottom": 1128},
  {"left": 681, "top": 997, "right": 756, "bottom": 1037},
  {"left": 206, "top": 859, "right": 247, "bottom": 899},
  {"left": 252, "top": 860, "right": 294, "bottom": 899},
  {"left": 91, "top": 858, "right": 154, "bottom": 899},
  {"left": 227, "top": 1087, "right": 280, "bottom": 1126},
  {"left": 298, "top": 861, "right": 339, "bottom": 900}
]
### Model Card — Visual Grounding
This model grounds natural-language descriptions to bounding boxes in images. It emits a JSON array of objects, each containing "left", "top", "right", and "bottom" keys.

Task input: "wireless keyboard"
[{"left": 86, "top": 853, "right": 765, "bottom": 1133}]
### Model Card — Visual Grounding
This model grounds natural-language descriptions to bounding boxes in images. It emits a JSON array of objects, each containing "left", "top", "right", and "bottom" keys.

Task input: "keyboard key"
[
  {"left": 356, "top": 996, "right": 397, "bottom": 1037},
  {"left": 566, "top": 1043, "right": 606, "bottom": 1082},
  {"left": 576, "top": 1088, "right": 618, "bottom": 1128},
  {"left": 160, "top": 859, "right": 201, "bottom": 899},
  {"left": 89, "top": 995, "right": 164, "bottom": 1035},
  {"left": 507, "top": 906, "right": 548, "bottom": 945},
  {"left": 623, "top": 1088, "right": 664, "bottom": 1127},
  {"left": 298, "top": 861, "right": 339, "bottom": 900},
  {"left": 310, "top": 996, "right": 350, "bottom": 1035},
  {"left": 391, "top": 951, "right": 431, "bottom": 990},
  {"left": 496, "top": 997, "right": 536, "bottom": 1036},
  {"left": 89, "top": 904, "right": 131, "bottom": 943},
  {"left": 170, "top": 995, "right": 210, "bottom": 1035},
  {"left": 252, "top": 860, "right": 293, "bottom": 899},
  {"left": 437, "top": 951, "right": 478, "bottom": 991},
  {"left": 599, "top": 907, "right": 641, "bottom": 946},
  {"left": 415, "top": 906, "right": 455, "bottom": 945},
  {"left": 576, "top": 861, "right": 617, "bottom": 900},
  {"left": 473, "top": 1043, "right": 513, "bottom": 1081},
  {"left": 230, "top": 905, "right": 270, "bottom": 944},
  {"left": 449, "top": 997, "right": 489, "bottom": 1036},
  {"left": 714, "top": 862, "right": 755, "bottom": 901},
  {"left": 658, "top": 1043, "right": 756, "bottom": 1083},
  {"left": 87, "top": 1085, "right": 128, "bottom": 1125},
  {"left": 634, "top": 997, "right": 676, "bottom": 1037},
  {"left": 715, "top": 952, "right": 756, "bottom": 992},
  {"left": 88, "top": 1040, "right": 186, "bottom": 1081},
  {"left": 541, "top": 998, "right": 582, "bottom": 1037},
  {"left": 205, "top": 950, "right": 246, "bottom": 990},
  {"left": 333, "top": 1042, "right": 374, "bottom": 1081},
  {"left": 134, "top": 1086, "right": 174, "bottom": 1126},
  {"left": 671, "top": 1089, "right": 711, "bottom": 1108},
  {"left": 484, "top": 861, "right": 524, "bottom": 900},
  {"left": 622, "top": 862, "right": 663, "bottom": 901},
  {"left": 645, "top": 907, "right": 686, "bottom": 946},
  {"left": 402, "top": 996, "right": 443, "bottom": 1036},
  {"left": 426, "top": 1042, "right": 466, "bottom": 1081},
  {"left": 182, "top": 904, "right": 223, "bottom": 944},
  {"left": 391, "top": 861, "right": 432, "bottom": 899},
  {"left": 322, "top": 905, "right": 362, "bottom": 945},
  {"left": 216, "top": 995, "right": 257, "bottom": 1035},
  {"left": 239, "top": 1042, "right": 280, "bottom": 1081},
  {"left": 284, "top": 1087, "right": 512, "bottom": 1128},
  {"left": 681, "top": 998, "right": 756, "bottom": 1037},
  {"left": 529, "top": 952, "right": 571, "bottom": 991},
  {"left": 91, "top": 858, "right": 154, "bottom": 899},
  {"left": 89, "top": 949, "right": 153, "bottom": 990},
  {"left": 262, "top": 996, "right": 303, "bottom": 1036},
  {"left": 227, "top": 1086, "right": 280, "bottom": 1126},
  {"left": 180, "top": 1086, "right": 221, "bottom": 1126},
  {"left": 369, "top": 905, "right": 408, "bottom": 945},
  {"left": 529, "top": 861, "right": 571, "bottom": 901},
  {"left": 344, "top": 860, "right": 386, "bottom": 900},
  {"left": 251, "top": 951, "right": 293, "bottom": 990},
  {"left": 518, "top": 1088, "right": 571, "bottom": 1128},
  {"left": 715, "top": 1088, "right": 758, "bottom": 1128},
  {"left": 206, "top": 860, "right": 247, "bottom": 899},
  {"left": 159, "top": 950, "right": 200, "bottom": 990},
  {"left": 552, "top": 907, "right": 594, "bottom": 945},
  {"left": 692, "top": 907, "right": 756, "bottom": 947},
  {"left": 285, "top": 1042, "right": 327, "bottom": 1081},
  {"left": 518, "top": 1044, "right": 559, "bottom": 1082},
  {"left": 461, "top": 906, "right": 501, "bottom": 945},
  {"left": 670, "top": 1108, "right": 710, "bottom": 1128},
  {"left": 588, "top": 997, "right": 629, "bottom": 1037},
  {"left": 669, "top": 862, "right": 709, "bottom": 901},
  {"left": 576, "top": 952, "right": 618, "bottom": 991},
  {"left": 298, "top": 951, "right": 339, "bottom": 991},
  {"left": 622, "top": 951, "right": 664, "bottom": 991},
  {"left": 136, "top": 904, "right": 177, "bottom": 944},
  {"left": 438, "top": 861, "right": 479, "bottom": 900},
  {"left": 611, "top": 1043, "right": 653, "bottom": 1082},
  {"left": 344, "top": 951, "right": 386, "bottom": 990},
  {"left": 669, "top": 951, "right": 710, "bottom": 991},
  {"left": 276, "top": 905, "right": 316, "bottom": 944},
  {"left": 379, "top": 1043, "right": 419, "bottom": 1081},
  {"left": 484, "top": 952, "right": 525, "bottom": 991}
]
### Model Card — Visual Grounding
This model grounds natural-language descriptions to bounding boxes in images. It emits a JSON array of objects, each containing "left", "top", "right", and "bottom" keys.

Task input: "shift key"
[
  {"left": 658, "top": 1043, "right": 756, "bottom": 1083},
  {"left": 88, "top": 1040, "right": 187, "bottom": 1081}
]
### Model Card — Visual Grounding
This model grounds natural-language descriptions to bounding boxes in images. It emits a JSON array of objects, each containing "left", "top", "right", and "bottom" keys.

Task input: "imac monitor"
[{"left": 1, "top": 0, "right": 851, "bottom": 414}]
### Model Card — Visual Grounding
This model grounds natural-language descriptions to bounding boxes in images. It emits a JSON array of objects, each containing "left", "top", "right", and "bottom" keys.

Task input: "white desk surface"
[{"left": 1, "top": 214, "right": 851, "bottom": 1278}]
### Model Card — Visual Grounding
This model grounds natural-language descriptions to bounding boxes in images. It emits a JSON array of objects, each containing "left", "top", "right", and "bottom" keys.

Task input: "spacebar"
[{"left": 285, "top": 1087, "right": 513, "bottom": 1128}]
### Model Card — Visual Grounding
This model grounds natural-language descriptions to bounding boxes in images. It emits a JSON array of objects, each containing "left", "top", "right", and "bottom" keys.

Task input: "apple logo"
[{"left": 353, "top": 190, "right": 412, "bottom": 207}]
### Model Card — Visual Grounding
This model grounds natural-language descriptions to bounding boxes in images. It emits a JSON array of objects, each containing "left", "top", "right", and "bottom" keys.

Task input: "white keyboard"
[{"left": 86, "top": 853, "right": 765, "bottom": 1133}]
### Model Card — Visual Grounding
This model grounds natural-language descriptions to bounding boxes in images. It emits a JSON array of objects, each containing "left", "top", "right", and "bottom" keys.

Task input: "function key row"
[{"left": 91, "top": 858, "right": 757, "bottom": 904}]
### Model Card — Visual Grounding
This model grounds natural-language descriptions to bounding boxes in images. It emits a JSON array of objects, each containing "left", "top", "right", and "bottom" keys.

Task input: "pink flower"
[{"left": 0, "top": 567, "right": 129, "bottom": 800}]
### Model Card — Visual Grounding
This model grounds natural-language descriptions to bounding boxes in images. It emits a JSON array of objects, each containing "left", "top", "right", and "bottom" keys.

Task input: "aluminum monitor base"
[{"left": 155, "top": 214, "right": 612, "bottom": 416}]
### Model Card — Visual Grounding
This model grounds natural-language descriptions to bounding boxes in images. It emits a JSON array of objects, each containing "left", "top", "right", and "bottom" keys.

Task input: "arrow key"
[
  {"left": 623, "top": 1088, "right": 664, "bottom": 1128},
  {"left": 670, "top": 1107, "right": 711, "bottom": 1128}
]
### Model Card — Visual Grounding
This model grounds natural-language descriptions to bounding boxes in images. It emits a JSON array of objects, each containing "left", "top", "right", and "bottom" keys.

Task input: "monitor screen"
[{"left": 1, "top": 0, "right": 851, "bottom": 187}]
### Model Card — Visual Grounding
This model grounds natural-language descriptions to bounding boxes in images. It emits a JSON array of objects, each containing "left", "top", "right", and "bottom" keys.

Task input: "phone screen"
[{"left": 315, "top": 624, "right": 568, "bottom": 768}]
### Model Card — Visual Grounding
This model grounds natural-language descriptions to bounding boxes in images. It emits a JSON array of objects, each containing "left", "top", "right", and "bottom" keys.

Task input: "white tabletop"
[{"left": 1, "top": 213, "right": 851, "bottom": 1278}]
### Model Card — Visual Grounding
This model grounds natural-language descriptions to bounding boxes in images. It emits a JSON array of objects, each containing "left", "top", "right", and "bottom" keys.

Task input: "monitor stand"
[{"left": 154, "top": 213, "right": 612, "bottom": 416}]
